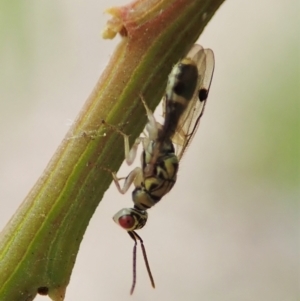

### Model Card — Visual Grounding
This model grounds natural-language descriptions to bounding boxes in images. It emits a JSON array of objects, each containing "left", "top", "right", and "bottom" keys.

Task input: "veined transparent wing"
[{"left": 171, "top": 44, "right": 215, "bottom": 161}]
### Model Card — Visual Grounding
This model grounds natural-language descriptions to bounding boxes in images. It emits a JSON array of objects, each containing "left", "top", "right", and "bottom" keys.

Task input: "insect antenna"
[{"left": 128, "top": 231, "right": 155, "bottom": 294}]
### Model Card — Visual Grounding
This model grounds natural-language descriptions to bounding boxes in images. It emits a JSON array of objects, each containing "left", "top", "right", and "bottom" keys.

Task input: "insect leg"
[
  {"left": 139, "top": 94, "right": 161, "bottom": 141},
  {"left": 111, "top": 167, "right": 142, "bottom": 194}
]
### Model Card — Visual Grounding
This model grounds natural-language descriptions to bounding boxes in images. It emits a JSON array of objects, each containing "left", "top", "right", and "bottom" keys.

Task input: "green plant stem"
[{"left": 0, "top": 0, "right": 225, "bottom": 300}]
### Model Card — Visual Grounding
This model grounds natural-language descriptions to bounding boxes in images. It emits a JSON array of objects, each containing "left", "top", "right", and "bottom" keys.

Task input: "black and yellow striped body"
[
  {"left": 132, "top": 138, "right": 179, "bottom": 210},
  {"left": 160, "top": 58, "right": 199, "bottom": 141}
]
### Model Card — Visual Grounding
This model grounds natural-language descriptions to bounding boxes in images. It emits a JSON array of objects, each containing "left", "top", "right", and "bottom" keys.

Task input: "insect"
[{"left": 110, "top": 44, "right": 215, "bottom": 294}]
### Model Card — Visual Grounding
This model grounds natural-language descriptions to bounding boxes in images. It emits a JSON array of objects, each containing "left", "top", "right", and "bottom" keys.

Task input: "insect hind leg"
[{"left": 139, "top": 94, "right": 161, "bottom": 141}]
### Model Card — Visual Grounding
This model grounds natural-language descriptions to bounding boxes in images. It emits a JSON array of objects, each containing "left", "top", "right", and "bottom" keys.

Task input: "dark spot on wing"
[{"left": 199, "top": 88, "right": 208, "bottom": 101}]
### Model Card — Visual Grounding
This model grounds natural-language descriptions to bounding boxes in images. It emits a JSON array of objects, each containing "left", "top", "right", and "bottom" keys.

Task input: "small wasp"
[{"left": 110, "top": 44, "right": 215, "bottom": 294}]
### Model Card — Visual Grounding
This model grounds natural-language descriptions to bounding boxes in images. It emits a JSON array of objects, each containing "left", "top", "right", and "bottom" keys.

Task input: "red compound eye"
[{"left": 118, "top": 215, "right": 135, "bottom": 230}]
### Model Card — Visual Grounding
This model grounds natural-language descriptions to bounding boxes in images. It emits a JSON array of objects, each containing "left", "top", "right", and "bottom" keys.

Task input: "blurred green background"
[{"left": 0, "top": 0, "right": 298, "bottom": 300}]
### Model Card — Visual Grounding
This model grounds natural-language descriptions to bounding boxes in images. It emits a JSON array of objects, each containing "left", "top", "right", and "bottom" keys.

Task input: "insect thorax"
[{"left": 133, "top": 147, "right": 179, "bottom": 210}]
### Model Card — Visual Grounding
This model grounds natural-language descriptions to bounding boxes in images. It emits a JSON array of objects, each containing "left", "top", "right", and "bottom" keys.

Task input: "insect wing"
[
  {"left": 174, "top": 45, "right": 215, "bottom": 160},
  {"left": 199, "top": 49, "right": 215, "bottom": 101}
]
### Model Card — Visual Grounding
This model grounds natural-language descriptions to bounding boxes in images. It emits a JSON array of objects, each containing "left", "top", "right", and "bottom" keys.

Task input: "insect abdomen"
[{"left": 162, "top": 58, "right": 199, "bottom": 140}]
